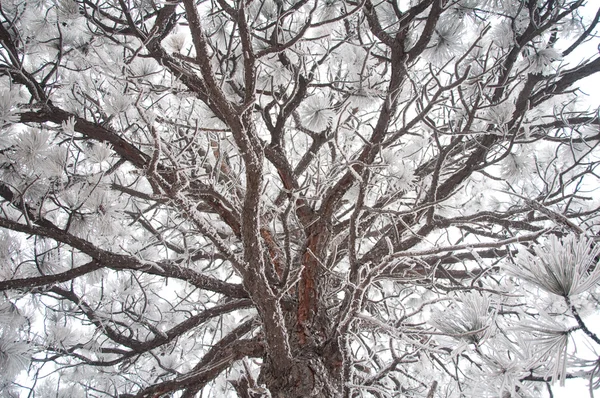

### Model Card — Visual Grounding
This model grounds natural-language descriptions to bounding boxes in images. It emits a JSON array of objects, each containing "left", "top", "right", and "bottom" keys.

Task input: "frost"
[
  {"left": 515, "top": 311, "right": 571, "bottom": 386},
  {"left": 128, "top": 58, "right": 160, "bottom": 78},
  {"left": 528, "top": 48, "right": 563, "bottom": 75},
  {"left": 258, "top": 58, "right": 293, "bottom": 88},
  {"left": 61, "top": 116, "right": 76, "bottom": 135},
  {"left": 430, "top": 293, "right": 496, "bottom": 344},
  {"left": 507, "top": 234, "right": 600, "bottom": 297},
  {"left": 386, "top": 157, "right": 415, "bottom": 192},
  {"left": 16, "top": 129, "right": 50, "bottom": 164},
  {"left": 248, "top": 0, "right": 277, "bottom": 19},
  {"left": 0, "top": 90, "right": 19, "bottom": 127},
  {"left": 85, "top": 142, "right": 113, "bottom": 164},
  {"left": 317, "top": 0, "right": 342, "bottom": 21},
  {"left": 56, "top": 0, "right": 81, "bottom": 21},
  {"left": 44, "top": 146, "right": 69, "bottom": 178},
  {"left": 486, "top": 102, "right": 515, "bottom": 128},
  {"left": 203, "top": 16, "right": 232, "bottom": 48},
  {"left": 0, "top": 232, "right": 19, "bottom": 274},
  {"left": 424, "top": 23, "right": 464, "bottom": 66},
  {"left": 164, "top": 32, "right": 189, "bottom": 54},
  {"left": 501, "top": 147, "right": 535, "bottom": 183},
  {"left": 298, "top": 96, "right": 336, "bottom": 131},
  {"left": 105, "top": 93, "right": 132, "bottom": 116},
  {"left": 0, "top": 0, "right": 599, "bottom": 396},
  {"left": 490, "top": 21, "right": 515, "bottom": 49},
  {"left": 0, "top": 300, "right": 25, "bottom": 331},
  {"left": 0, "top": 332, "right": 31, "bottom": 383}
]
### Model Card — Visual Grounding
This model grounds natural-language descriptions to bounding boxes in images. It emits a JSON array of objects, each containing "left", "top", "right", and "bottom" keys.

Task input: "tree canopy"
[{"left": 1, "top": 0, "right": 600, "bottom": 396}]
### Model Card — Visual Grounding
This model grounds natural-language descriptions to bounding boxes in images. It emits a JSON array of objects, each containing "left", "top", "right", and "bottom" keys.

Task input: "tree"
[{"left": 1, "top": 0, "right": 600, "bottom": 396}]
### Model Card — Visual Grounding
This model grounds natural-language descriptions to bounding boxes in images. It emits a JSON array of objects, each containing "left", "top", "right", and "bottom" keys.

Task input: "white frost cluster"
[
  {"left": 424, "top": 20, "right": 464, "bottom": 66},
  {"left": 507, "top": 234, "right": 600, "bottom": 297},
  {"left": 298, "top": 96, "right": 335, "bottom": 131},
  {"left": 85, "top": 142, "right": 113, "bottom": 164},
  {"left": 485, "top": 101, "right": 515, "bottom": 128},
  {"left": 15, "top": 129, "right": 50, "bottom": 165},
  {"left": 164, "top": 31, "right": 189, "bottom": 54},
  {"left": 0, "top": 232, "right": 19, "bottom": 283},
  {"left": 0, "top": 299, "right": 31, "bottom": 388},
  {"left": 501, "top": 147, "right": 535, "bottom": 183},
  {"left": 104, "top": 93, "right": 132, "bottom": 116},
  {"left": 430, "top": 293, "right": 496, "bottom": 344},
  {"left": 0, "top": 333, "right": 30, "bottom": 383},
  {"left": 470, "top": 336, "right": 534, "bottom": 398},
  {"left": 515, "top": 311, "right": 571, "bottom": 385},
  {"left": 0, "top": 90, "right": 19, "bottom": 128},
  {"left": 55, "top": 0, "right": 81, "bottom": 21},
  {"left": 382, "top": 150, "right": 416, "bottom": 192},
  {"left": 527, "top": 48, "right": 563, "bottom": 75},
  {"left": 317, "top": 0, "right": 342, "bottom": 21}
]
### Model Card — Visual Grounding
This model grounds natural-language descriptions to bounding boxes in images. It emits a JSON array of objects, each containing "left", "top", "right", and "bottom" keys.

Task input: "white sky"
[{"left": 552, "top": 379, "right": 592, "bottom": 398}]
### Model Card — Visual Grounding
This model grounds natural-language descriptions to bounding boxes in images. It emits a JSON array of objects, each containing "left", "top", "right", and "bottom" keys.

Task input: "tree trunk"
[{"left": 259, "top": 352, "right": 343, "bottom": 398}]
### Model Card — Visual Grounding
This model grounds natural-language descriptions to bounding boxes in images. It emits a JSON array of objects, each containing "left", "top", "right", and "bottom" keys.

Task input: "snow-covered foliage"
[{"left": 0, "top": 0, "right": 600, "bottom": 396}]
